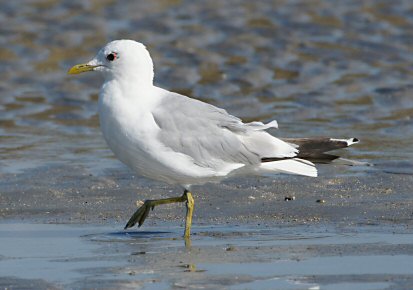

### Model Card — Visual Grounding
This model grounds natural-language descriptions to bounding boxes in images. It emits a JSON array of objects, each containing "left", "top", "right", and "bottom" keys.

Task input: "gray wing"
[{"left": 152, "top": 92, "right": 276, "bottom": 168}]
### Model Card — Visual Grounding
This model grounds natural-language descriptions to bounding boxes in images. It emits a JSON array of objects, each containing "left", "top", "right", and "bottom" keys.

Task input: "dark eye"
[{"left": 106, "top": 52, "right": 117, "bottom": 61}]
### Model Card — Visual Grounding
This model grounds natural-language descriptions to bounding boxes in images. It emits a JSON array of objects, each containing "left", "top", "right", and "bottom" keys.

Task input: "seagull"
[{"left": 68, "top": 39, "right": 358, "bottom": 238}]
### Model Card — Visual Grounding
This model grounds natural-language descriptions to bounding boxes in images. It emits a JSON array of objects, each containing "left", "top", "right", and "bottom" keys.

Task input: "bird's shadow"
[
  {"left": 83, "top": 229, "right": 182, "bottom": 242},
  {"left": 83, "top": 229, "right": 193, "bottom": 248},
  {"left": 112, "top": 230, "right": 171, "bottom": 237}
]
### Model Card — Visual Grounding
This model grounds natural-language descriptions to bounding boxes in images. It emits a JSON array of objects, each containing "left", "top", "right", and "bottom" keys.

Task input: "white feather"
[
  {"left": 259, "top": 159, "right": 317, "bottom": 177},
  {"left": 330, "top": 138, "right": 359, "bottom": 146}
]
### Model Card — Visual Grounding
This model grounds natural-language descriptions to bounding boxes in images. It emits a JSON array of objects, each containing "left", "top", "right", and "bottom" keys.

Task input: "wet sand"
[
  {"left": 1, "top": 162, "right": 413, "bottom": 228},
  {"left": 1, "top": 163, "right": 413, "bottom": 289}
]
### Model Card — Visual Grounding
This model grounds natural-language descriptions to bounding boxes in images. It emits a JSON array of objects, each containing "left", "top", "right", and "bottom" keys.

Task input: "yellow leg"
[
  {"left": 184, "top": 191, "right": 194, "bottom": 238},
  {"left": 124, "top": 190, "right": 195, "bottom": 238}
]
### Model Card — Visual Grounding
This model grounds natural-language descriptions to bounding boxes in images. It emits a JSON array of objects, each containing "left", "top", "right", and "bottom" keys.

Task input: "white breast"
[
  {"left": 98, "top": 83, "right": 162, "bottom": 177},
  {"left": 97, "top": 83, "right": 220, "bottom": 186}
]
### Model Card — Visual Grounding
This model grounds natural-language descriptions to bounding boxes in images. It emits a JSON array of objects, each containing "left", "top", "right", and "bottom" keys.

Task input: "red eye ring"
[{"left": 106, "top": 52, "right": 117, "bottom": 61}]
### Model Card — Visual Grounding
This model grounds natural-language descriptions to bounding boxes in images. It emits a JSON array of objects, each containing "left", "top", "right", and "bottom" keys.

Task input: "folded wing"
[{"left": 152, "top": 91, "right": 312, "bottom": 176}]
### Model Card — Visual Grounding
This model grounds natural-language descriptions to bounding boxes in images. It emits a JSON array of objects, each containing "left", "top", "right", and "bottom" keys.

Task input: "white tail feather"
[{"left": 259, "top": 158, "right": 317, "bottom": 177}]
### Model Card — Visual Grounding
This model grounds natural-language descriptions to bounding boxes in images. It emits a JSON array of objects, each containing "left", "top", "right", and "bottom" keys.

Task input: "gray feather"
[{"left": 152, "top": 92, "right": 280, "bottom": 167}]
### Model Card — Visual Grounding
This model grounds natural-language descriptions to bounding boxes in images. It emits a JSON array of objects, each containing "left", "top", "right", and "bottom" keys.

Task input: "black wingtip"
[{"left": 345, "top": 137, "right": 360, "bottom": 146}]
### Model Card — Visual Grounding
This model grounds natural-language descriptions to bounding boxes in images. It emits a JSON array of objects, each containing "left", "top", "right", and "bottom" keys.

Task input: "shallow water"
[
  {"left": 1, "top": 0, "right": 413, "bottom": 176},
  {"left": 1, "top": 223, "right": 412, "bottom": 289}
]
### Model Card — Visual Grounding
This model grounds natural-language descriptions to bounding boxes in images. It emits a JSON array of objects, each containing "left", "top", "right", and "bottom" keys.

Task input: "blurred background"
[{"left": 1, "top": 0, "right": 413, "bottom": 177}]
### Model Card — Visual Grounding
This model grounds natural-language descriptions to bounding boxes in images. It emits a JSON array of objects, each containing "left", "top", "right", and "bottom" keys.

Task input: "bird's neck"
[
  {"left": 119, "top": 76, "right": 153, "bottom": 90},
  {"left": 101, "top": 77, "right": 159, "bottom": 105},
  {"left": 104, "top": 64, "right": 154, "bottom": 89}
]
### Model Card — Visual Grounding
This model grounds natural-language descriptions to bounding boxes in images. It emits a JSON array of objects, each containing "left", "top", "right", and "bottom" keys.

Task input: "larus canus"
[{"left": 68, "top": 39, "right": 358, "bottom": 238}]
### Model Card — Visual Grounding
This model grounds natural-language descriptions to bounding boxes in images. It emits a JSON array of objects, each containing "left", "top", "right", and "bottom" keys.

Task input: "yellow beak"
[{"left": 68, "top": 63, "right": 99, "bottom": 74}]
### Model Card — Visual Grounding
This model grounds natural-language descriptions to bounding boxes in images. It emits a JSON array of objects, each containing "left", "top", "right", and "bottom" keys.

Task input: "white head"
[{"left": 68, "top": 39, "right": 154, "bottom": 86}]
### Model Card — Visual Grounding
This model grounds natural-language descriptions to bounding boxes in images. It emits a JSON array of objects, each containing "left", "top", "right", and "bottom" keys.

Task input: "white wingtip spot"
[
  {"left": 266, "top": 120, "right": 278, "bottom": 129},
  {"left": 330, "top": 138, "right": 360, "bottom": 146}
]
